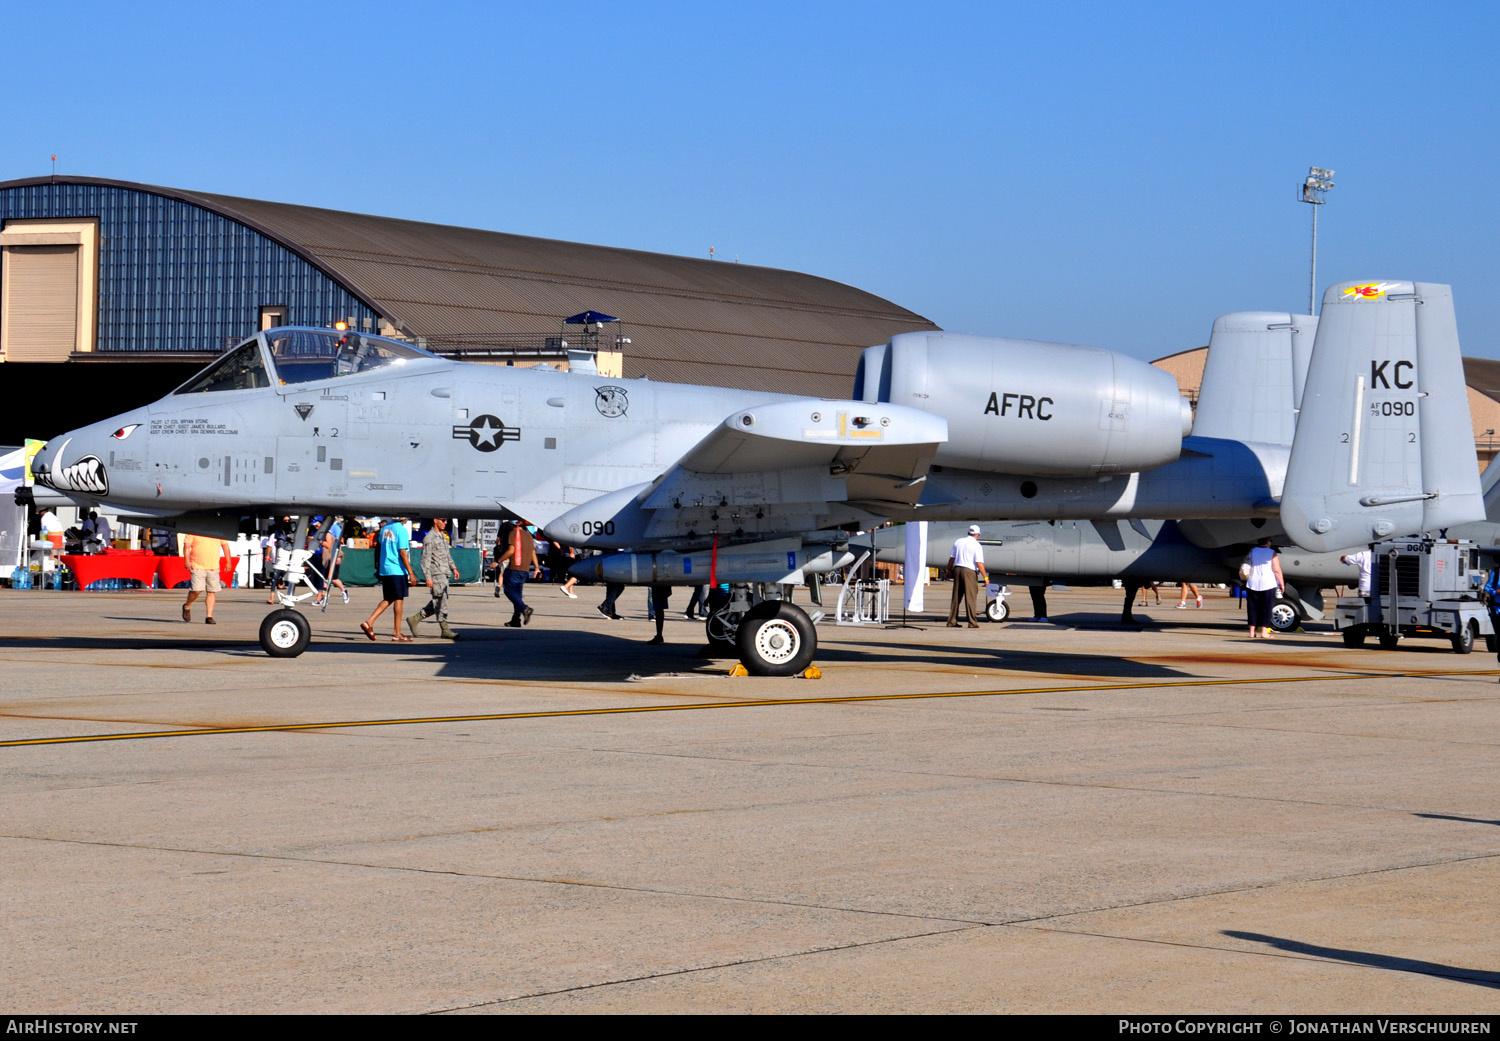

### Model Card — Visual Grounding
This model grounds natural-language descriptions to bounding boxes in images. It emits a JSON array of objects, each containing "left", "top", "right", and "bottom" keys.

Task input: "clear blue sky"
[{"left": 7, "top": 1, "right": 1497, "bottom": 361}]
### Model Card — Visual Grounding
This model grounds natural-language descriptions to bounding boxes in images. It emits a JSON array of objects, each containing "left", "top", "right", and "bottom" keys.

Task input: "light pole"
[{"left": 1300, "top": 166, "right": 1335, "bottom": 314}]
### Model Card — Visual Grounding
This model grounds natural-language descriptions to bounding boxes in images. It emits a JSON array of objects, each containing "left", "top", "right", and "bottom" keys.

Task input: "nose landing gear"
[{"left": 257, "top": 548, "right": 324, "bottom": 657}]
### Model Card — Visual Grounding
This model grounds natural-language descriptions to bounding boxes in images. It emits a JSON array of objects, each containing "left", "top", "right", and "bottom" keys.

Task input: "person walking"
[
  {"left": 1176, "top": 581, "right": 1202, "bottom": 609},
  {"left": 361, "top": 516, "right": 416, "bottom": 642},
  {"left": 597, "top": 581, "right": 624, "bottom": 620},
  {"left": 181, "top": 533, "right": 229, "bottom": 625},
  {"left": 1483, "top": 560, "right": 1500, "bottom": 682},
  {"left": 1244, "top": 536, "right": 1286, "bottom": 639},
  {"left": 312, "top": 516, "right": 351, "bottom": 606},
  {"left": 490, "top": 530, "right": 508, "bottom": 598},
  {"left": 1027, "top": 582, "right": 1049, "bottom": 623},
  {"left": 947, "top": 524, "right": 988, "bottom": 628},
  {"left": 407, "top": 517, "right": 461, "bottom": 639},
  {"left": 501, "top": 521, "right": 541, "bottom": 627},
  {"left": 648, "top": 583, "right": 672, "bottom": 644},
  {"left": 556, "top": 542, "right": 580, "bottom": 599}
]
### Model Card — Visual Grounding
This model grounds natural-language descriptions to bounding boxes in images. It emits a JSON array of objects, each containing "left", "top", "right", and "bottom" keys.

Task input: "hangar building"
[{"left": 0, "top": 175, "right": 939, "bottom": 444}]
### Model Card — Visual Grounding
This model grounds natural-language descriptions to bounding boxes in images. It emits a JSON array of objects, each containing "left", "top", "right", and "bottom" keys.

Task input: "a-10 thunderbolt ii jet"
[{"left": 26, "top": 280, "right": 1482, "bottom": 674}]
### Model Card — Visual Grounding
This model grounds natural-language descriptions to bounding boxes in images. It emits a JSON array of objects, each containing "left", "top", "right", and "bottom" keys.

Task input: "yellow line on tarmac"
[{"left": 1, "top": 668, "right": 1491, "bottom": 749}]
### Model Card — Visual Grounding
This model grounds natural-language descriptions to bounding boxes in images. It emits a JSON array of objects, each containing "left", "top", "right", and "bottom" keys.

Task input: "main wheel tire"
[
  {"left": 1268, "top": 597, "right": 1300, "bottom": 634},
  {"left": 703, "top": 588, "right": 737, "bottom": 655},
  {"left": 259, "top": 609, "right": 311, "bottom": 658},
  {"left": 986, "top": 598, "right": 1009, "bottom": 622},
  {"left": 735, "top": 600, "right": 816, "bottom": 677},
  {"left": 1341, "top": 627, "right": 1366, "bottom": 649},
  {"left": 1378, "top": 630, "right": 1400, "bottom": 650},
  {"left": 1452, "top": 620, "right": 1476, "bottom": 655}
]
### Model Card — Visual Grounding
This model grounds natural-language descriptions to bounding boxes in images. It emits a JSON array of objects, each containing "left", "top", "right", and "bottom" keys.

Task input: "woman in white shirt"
[{"left": 1244, "top": 536, "right": 1286, "bottom": 639}]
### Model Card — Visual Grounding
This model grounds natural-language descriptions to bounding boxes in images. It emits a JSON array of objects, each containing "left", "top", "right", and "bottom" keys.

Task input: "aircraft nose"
[
  {"left": 32, "top": 420, "right": 122, "bottom": 500},
  {"left": 29, "top": 434, "right": 71, "bottom": 489},
  {"left": 31, "top": 437, "right": 61, "bottom": 475}
]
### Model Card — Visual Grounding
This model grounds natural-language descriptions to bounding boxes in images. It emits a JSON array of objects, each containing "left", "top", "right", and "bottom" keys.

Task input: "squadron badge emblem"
[{"left": 594, "top": 386, "right": 629, "bottom": 418}]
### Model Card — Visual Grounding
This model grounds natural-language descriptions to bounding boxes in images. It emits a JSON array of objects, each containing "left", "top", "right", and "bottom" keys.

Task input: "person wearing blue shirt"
[
  {"left": 312, "top": 516, "right": 350, "bottom": 607},
  {"left": 361, "top": 517, "right": 415, "bottom": 641},
  {"left": 1484, "top": 563, "right": 1500, "bottom": 680}
]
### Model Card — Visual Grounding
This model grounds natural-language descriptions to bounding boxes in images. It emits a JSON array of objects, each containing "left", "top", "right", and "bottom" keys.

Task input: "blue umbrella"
[{"left": 563, "top": 310, "right": 619, "bottom": 325}]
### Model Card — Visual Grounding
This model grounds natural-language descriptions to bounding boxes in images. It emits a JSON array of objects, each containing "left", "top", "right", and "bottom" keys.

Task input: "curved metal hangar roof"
[{"left": 0, "top": 176, "right": 937, "bottom": 396}]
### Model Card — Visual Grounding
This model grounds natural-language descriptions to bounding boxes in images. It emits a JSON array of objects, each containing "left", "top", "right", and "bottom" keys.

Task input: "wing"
[{"left": 549, "top": 398, "right": 948, "bottom": 546}]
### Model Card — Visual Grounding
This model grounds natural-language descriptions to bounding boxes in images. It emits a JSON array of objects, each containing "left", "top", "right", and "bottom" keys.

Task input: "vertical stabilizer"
[
  {"left": 1192, "top": 312, "right": 1317, "bottom": 445},
  {"left": 1481, "top": 451, "right": 1500, "bottom": 519},
  {"left": 1280, "top": 281, "right": 1483, "bottom": 552}
]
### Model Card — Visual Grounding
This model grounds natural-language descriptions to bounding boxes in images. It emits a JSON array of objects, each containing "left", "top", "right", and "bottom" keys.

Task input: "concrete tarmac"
[{"left": 2, "top": 580, "right": 1498, "bottom": 1014}]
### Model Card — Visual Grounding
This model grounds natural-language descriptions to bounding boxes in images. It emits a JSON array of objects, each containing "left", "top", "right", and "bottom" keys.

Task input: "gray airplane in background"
[{"left": 25, "top": 280, "right": 1483, "bottom": 674}]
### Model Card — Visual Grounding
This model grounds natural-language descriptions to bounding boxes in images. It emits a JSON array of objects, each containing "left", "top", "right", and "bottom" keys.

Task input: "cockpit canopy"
[{"left": 174, "top": 327, "right": 442, "bottom": 395}]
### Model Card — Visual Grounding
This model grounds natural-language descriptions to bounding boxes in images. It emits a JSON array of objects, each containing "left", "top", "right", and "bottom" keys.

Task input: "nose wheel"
[{"left": 260, "top": 608, "right": 311, "bottom": 658}]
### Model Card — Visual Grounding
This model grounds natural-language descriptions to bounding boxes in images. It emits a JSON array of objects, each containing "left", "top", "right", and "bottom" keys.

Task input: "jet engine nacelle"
[{"left": 856, "top": 332, "right": 1193, "bottom": 477}]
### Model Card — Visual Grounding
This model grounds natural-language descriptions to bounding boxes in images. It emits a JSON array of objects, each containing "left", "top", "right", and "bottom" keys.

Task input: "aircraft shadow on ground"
[
  {"left": 423, "top": 620, "right": 1196, "bottom": 682},
  {"left": 6, "top": 605, "right": 1218, "bottom": 683},
  {"left": 1222, "top": 931, "right": 1500, "bottom": 989},
  {"left": 27, "top": 613, "right": 1196, "bottom": 684},
  {"left": 811, "top": 639, "right": 1187, "bottom": 679},
  {"left": 1414, "top": 813, "right": 1500, "bottom": 827}
]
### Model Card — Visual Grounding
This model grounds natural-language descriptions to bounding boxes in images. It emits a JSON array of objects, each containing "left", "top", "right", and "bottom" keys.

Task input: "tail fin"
[
  {"left": 1280, "top": 281, "right": 1484, "bottom": 552},
  {"left": 1483, "top": 450, "right": 1500, "bottom": 520},
  {"left": 1192, "top": 311, "right": 1318, "bottom": 446}
]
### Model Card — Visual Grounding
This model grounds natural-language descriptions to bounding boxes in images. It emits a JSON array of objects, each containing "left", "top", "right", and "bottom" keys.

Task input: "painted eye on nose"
[{"left": 111, "top": 424, "right": 140, "bottom": 440}]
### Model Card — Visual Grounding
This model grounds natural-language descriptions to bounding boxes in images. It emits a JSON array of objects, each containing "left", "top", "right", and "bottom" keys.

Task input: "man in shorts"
[
  {"left": 361, "top": 516, "right": 417, "bottom": 642},
  {"left": 181, "top": 533, "right": 230, "bottom": 625}
]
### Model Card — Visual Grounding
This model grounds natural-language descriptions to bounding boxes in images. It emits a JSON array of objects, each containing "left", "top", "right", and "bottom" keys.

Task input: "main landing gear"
[{"left": 703, "top": 583, "right": 819, "bottom": 676}]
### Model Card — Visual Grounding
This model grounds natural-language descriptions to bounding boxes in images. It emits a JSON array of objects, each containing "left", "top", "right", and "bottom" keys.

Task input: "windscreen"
[{"left": 174, "top": 339, "right": 272, "bottom": 394}]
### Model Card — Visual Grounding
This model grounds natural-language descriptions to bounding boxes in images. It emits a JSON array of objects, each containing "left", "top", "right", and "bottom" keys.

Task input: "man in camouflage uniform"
[{"left": 407, "top": 517, "right": 462, "bottom": 640}]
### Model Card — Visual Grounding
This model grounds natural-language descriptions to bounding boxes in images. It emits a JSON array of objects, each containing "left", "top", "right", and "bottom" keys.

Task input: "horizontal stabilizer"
[
  {"left": 1281, "top": 281, "right": 1484, "bottom": 552},
  {"left": 1192, "top": 312, "right": 1317, "bottom": 446}
]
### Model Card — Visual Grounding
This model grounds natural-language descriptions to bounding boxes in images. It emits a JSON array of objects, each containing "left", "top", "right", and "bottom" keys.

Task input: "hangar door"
[{"left": 0, "top": 219, "right": 98, "bottom": 362}]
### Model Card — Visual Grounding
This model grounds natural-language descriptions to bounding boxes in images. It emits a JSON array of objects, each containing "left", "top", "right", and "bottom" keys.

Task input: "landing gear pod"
[
  {"left": 1268, "top": 597, "right": 1300, "bottom": 634},
  {"left": 735, "top": 600, "right": 817, "bottom": 677}
]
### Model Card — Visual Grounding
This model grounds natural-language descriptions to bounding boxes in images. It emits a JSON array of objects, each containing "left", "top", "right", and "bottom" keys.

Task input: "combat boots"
[
  {"left": 438, "top": 621, "right": 460, "bottom": 640},
  {"left": 405, "top": 612, "right": 422, "bottom": 638}
]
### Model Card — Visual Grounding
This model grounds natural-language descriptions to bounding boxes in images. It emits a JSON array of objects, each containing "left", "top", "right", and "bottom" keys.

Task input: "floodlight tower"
[{"left": 1300, "top": 166, "right": 1335, "bottom": 314}]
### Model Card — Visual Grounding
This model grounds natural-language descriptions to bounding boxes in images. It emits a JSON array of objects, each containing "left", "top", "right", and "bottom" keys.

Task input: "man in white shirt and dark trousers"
[{"left": 947, "top": 525, "right": 988, "bottom": 628}]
